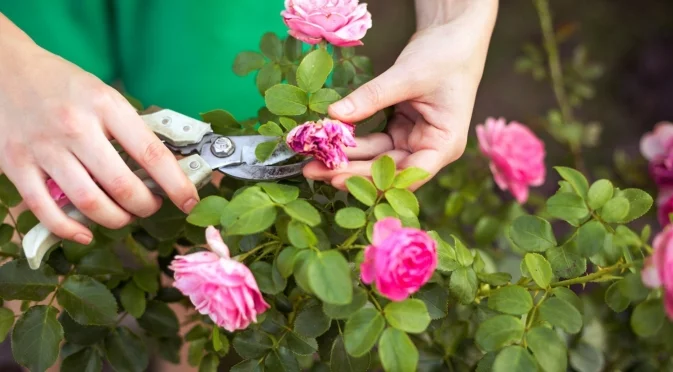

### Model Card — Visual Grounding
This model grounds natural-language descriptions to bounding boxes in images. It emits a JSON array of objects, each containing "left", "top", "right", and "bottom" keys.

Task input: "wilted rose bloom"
[
  {"left": 476, "top": 117, "right": 546, "bottom": 204},
  {"left": 360, "top": 218, "right": 437, "bottom": 301},
  {"left": 282, "top": 0, "right": 372, "bottom": 47},
  {"left": 286, "top": 119, "right": 356, "bottom": 169},
  {"left": 169, "top": 226, "right": 269, "bottom": 332},
  {"left": 47, "top": 179, "right": 69, "bottom": 207},
  {"left": 641, "top": 226, "right": 673, "bottom": 319}
]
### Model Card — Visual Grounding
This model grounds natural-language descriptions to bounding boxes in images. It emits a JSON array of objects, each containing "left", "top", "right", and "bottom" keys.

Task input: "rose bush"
[{"left": 0, "top": 0, "right": 669, "bottom": 371}]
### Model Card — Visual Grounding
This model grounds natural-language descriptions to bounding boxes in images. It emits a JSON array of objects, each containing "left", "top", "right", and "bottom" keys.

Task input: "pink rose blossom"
[
  {"left": 657, "top": 188, "right": 673, "bottom": 227},
  {"left": 282, "top": 0, "right": 372, "bottom": 47},
  {"left": 476, "top": 117, "right": 546, "bottom": 204},
  {"left": 286, "top": 119, "right": 356, "bottom": 169},
  {"left": 360, "top": 218, "right": 437, "bottom": 301},
  {"left": 47, "top": 179, "right": 69, "bottom": 207},
  {"left": 169, "top": 226, "right": 269, "bottom": 332},
  {"left": 639, "top": 121, "right": 673, "bottom": 161},
  {"left": 642, "top": 226, "right": 673, "bottom": 319}
]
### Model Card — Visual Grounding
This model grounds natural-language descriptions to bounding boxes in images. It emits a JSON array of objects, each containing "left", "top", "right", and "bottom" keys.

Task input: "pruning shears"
[{"left": 23, "top": 108, "right": 308, "bottom": 269}]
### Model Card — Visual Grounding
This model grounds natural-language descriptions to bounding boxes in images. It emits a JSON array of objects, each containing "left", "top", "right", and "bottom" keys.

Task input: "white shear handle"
[{"left": 22, "top": 154, "right": 213, "bottom": 270}]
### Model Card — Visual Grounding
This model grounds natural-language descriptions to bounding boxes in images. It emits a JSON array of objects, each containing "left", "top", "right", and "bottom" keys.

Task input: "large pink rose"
[
  {"left": 476, "top": 117, "right": 546, "bottom": 204},
  {"left": 47, "top": 179, "right": 69, "bottom": 207},
  {"left": 169, "top": 226, "right": 270, "bottom": 332},
  {"left": 641, "top": 226, "right": 673, "bottom": 319},
  {"left": 360, "top": 218, "right": 437, "bottom": 301},
  {"left": 282, "top": 0, "right": 372, "bottom": 47},
  {"left": 286, "top": 119, "right": 356, "bottom": 169}
]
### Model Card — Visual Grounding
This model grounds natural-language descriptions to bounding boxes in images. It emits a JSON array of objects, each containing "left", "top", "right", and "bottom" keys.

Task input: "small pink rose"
[
  {"left": 286, "top": 119, "right": 356, "bottom": 170},
  {"left": 360, "top": 217, "right": 437, "bottom": 301},
  {"left": 169, "top": 226, "right": 270, "bottom": 332},
  {"left": 640, "top": 121, "right": 673, "bottom": 161},
  {"left": 642, "top": 226, "right": 673, "bottom": 319},
  {"left": 476, "top": 117, "right": 546, "bottom": 204},
  {"left": 282, "top": 0, "right": 372, "bottom": 47},
  {"left": 47, "top": 179, "right": 69, "bottom": 207}
]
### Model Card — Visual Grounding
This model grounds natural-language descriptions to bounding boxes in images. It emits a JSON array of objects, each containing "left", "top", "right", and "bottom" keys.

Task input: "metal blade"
[{"left": 219, "top": 159, "right": 311, "bottom": 181}]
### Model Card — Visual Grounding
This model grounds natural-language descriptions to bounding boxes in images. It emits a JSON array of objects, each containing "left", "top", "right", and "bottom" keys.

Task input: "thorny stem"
[
  {"left": 525, "top": 291, "right": 549, "bottom": 331},
  {"left": 236, "top": 241, "right": 279, "bottom": 261},
  {"left": 5, "top": 207, "right": 23, "bottom": 240}
]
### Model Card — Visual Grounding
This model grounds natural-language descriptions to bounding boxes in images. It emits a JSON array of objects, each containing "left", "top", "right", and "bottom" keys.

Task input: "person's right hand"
[{"left": 0, "top": 17, "right": 200, "bottom": 245}]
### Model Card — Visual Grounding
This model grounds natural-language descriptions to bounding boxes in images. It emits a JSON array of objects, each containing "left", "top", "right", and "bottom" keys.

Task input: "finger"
[
  {"left": 71, "top": 129, "right": 162, "bottom": 218},
  {"left": 328, "top": 64, "right": 423, "bottom": 123},
  {"left": 305, "top": 150, "right": 410, "bottom": 187},
  {"left": 39, "top": 150, "right": 133, "bottom": 230},
  {"left": 102, "top": 95, "right": 200, "bottom": 213},
  {"left": 344, "top": 133, "right": 395, "bottom": 160},
  {"left": 5, "top": 166, "right": 93, "bottom": 244},
  {"left": 397, "top": 149, "right": 447, "bottom": 191}
]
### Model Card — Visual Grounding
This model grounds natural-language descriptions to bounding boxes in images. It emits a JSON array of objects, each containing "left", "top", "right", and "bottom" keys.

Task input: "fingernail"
[
  {"left": 182, "top": 198, "right": 198, "bottom": 213},
  {"left": 74, "top": 233, "right": 93, "bottom": 245},
  {"left": 331, "top": 98, "right": 355, "bottom": 116}
]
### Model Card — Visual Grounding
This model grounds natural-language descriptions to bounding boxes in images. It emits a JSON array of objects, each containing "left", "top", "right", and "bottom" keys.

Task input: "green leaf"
[
  {"left": 258, "top": 121, "right": 284, "bottom": 137},
  {"left": 539, "top": 297, "right": 583, "bottom": 334},
  {"left": 287, "top": 220, "right": 317, "bottom": 248},
  {"left": 344, "top": 308, "right": 385, "bottom": 357},
  {"left": 487, "top": 286, "right": 533, "bottom": 315},
  {"left": 554, "top": 167, "right": 589, "bottom": 197},
  {"left": 188, "top": 338, "right": 207, "bottom": 367},
  {"left": 293, "top": 250, "right": 315, "bottom": 293},
  {"left": 279, "top": 117, "right": 298, "bottom": 131},
  {"left": 323, "top": 286, "right": 368, "bottom": 319},
  {"left": 260, "top": 32, "right": 282, "bottom": 61},
  {"left": 474, "top": 215, "right": 501, "bottom": 244},
  {"left": 372, "top": 155, "right": 396, "bottom": 191},
  {"left": 335, "top": 207, "right": 367, "bottom": 229},
  {"left": 62, "top": 240, "right": 96, "bottom": 263},
  {"left": 492, "top": 346, "right": 537, "bottom": 372},
  {"left": 137, "top": 300, "right": 179, "bottom": 337},
  {"left": 613, "top": 188, "right": 653, "bottom": 223},
  {"left": 264, "top": 347, "right": 299, "bottom": 372},
  {"left": 250, "top": 261, "right": 286, "bottom": 295},
  {"left": 265, "top": 84, "right": 309, "bottom": 116},
  {"left": 212, "top": 327, "right": 228, "bottom": 353},
  {"left": 604, "top": 281, "right": 629, "bottom": 312},
  {"left": 276, "top": 247, "right": 299, "bottom": 278},
  {"left": 56, "top": 275, "right": 118, "bottom": 325},
  {"left": 0, "top": 205, "right": 7, "bottom": 222},
  {"left": 449, "top": 267, "right": 478, "bottom": 305},
  {"left": 308, "top": 250, "right": 353, "bottom": 305},
  {"left": 120, "top": 281, "right": 146, "bottom": 318},
  {"left": 233, "top": 51, "right": 266, "bottom": 76},
  {"left": 332, "top": 61, "right": 356, "bottom": 86},
  {"left": 351, "top": 56, "right": 373, "bottom": 74},
  {"left": 199, "top": 354, "right": 220, "bottom": 372},
  {"left": 233, "top": 329, "right": 273, "bottom": 359},
  {"left": 551, "top": 287, "right": 583, "bottom": 314},
  {"left": 415, "top": 284, "right": 449, "bottom": 320},
  {"left": 0, "top": 224, "right": 13, "bottom": 245},
  {"left": 429, "top": 232, "right": 458, "bottom": 273},
  {"left": 133, "top": 266, "right": 159, "bottom": 294},
  {"left": 374, "top": 203, "right": 398, "bottom": 220},
  {"left": 11, "top": 306, "right": 63, "bottom": 372},
  {"left": 104, "top": 327, "right": 149, "bottom": 372},
  {"left": 0, "top": 174, "right": 22, "bottom": 207},
  {"left": 259, "top": 183, "right": 299, "bottom": 204},
  {"left": 60, "top": 311, "right": 109, "bottom": 345},
  {"left": 524, "top": 253, "right": 553, "bottom": 288},
  {"left": 285, "top": 331, "right": 318, "bottom": 355},
  {"left": 284, "top": 36, "right": 303, "bottom": 61},
  {"left": 385, "top": 188, "right": 419, "bottom": 217},
  {"left": 576, "top": 221, "right": 606, "bottom": 257},
  {"left": 569, "top": 342, "right": 604, "bottom": 372},
  {"left": 630, "top": 299, "right": 665, "bottom": 337},
  {"left": 475, "top": 315, "right": 525, "bottom": 352},
  {"left": 309, "top": 88, "right": 341, "bottom": 114},
  {"left": 526, "top": 326, "right": 567, "bottom": 372},
  {"left": 392, "top": 167, "right": 429, "bottom": 189},
  {"left": 330, "top": 335, "right": 370, "bottom": 372},
  {"left": 587, "top": 179, "right": 613, "bottom": 210},
  {"left": 231, "top": 359, "right": 264, "bottom": 372},
  {"left": 384, "top": 299, "right": 431, "bottom": 334},
  {"left": 0, "top": 307, "right": 13, "bottom": 342},
  {"left": 478, "top": 272, "right": 513, "bottom": 286},
  {"left": 284, "top": 199, "right": 321, "bottom": 227},
  {"left": 77, "top": 249, "right": 124, "bottom": 276},
  {"left": 619, "top": 272, "right": 648, "bottom": 302},
  {"left": 200, "top": 109, "right": 240, "bottom": 131},
  {"left": 546, "top": 245, "right": 586, "bottom": 278},
  {"left": 255, "top": 140, "right": 280, "bottom": 163},
  {"left": 346, "top": 176, "right": 378, "bottom": 207},
  {"left": 453, "top": 235, "right": 473, "bottom": 267},
  {"left": 16, "top": 210, "right": 39, "bottom": 234},
  {"left": 599, "top": 196, "right": 629, "bottom": 223},
  {"left": 509, "top": 215, "right": 557, "bottom": 252},
  {"left": 546, "top": 192, "right": 590, "bottom": 223},
  {"left": 61, "top": 347, "right": 102, "bottom": 372},
  {"left": 187, "top": 196, "right": 229, "bottom": 227},
  {"left": 378, "top": 328, "right": 419, "bottom": 372},
  {"left": 297, "top": 48, "right": 333, "bottom": 93},
  {"left": 294, "top": 305, "right": 331, "bottom": 338},
  {"left": 222, "top": 187, "right": 278, "bottom": 234}
]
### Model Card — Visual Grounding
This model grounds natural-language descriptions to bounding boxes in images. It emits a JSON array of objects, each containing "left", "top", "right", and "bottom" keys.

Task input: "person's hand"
[
  {"left": 0, "top": 15, "right": 200, "bottom": 245},
  {"left": 303, "top": 0, "right": 498, "bottom": 190}
]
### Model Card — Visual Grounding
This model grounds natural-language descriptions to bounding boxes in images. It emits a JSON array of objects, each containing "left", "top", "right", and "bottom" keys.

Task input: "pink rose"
[
  {"left": 282, "top": 0, "right": 372, "bottom": 47},
  {"left": 642, "top": 226, "right": 673, "bottom": 319},
  {"left": 286, "top": 119, "right": 356, "bottom": 169},
  {"left": 360, "top": 218, "right": 437, "bottom": 301},
  {"left": 657, "top": 188, "right": 673, "bottom": 227},
  {"left": 650, "top": 153, "right": 673, "bottom": 187},
  {"left": 640, "top": 121, "right": 673, "bottom": 161},
  {"left": 47, "top": 179, "right": 69, "bottom": 207},
  {"left": 169, "top": 226, "right": 270, "bottom": 332},
  {"left": 476, "top": 117, "right": 546, "bottom": 204}
]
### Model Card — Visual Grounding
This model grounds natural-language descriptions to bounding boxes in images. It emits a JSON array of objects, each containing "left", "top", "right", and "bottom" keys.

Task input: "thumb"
[{"left": 328, "top": 64, "right": 420, "bottom": 123}]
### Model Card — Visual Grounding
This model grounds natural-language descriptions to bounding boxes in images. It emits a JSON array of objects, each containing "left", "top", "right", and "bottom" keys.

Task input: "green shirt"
[{"left": 0, "top": 0, "right": 287, "bottom": 119}]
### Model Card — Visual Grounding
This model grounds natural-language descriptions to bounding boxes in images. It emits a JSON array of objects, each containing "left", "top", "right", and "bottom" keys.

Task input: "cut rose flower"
[
  {"left": 286, "top": 119, "right": 356, "bottom": 169},
  {"left": 282, "top": 0, "right": 372, "bottom": 47},
  {"left": 169, "top": 226, "right": 270, "bottom": 332},
  {"left": 476, "top": 117, "right": 546, "bottom": 204},
  {"left": 642, "top": 226, "right": 673, "bottom": 319},
  {"left": 47, "top": 178, "right": 69, "bottom": 207},
  {"left": 360, "top": 217, "right": 437, "bottom": 301}
]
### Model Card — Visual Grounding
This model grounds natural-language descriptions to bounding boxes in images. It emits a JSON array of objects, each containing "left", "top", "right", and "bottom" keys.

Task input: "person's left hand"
[{"left": 303, "top": 0, "right": 498, "bottom": 190}]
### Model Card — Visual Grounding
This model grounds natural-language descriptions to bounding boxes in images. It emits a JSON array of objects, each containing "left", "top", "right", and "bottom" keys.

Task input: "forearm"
[
  {"left": 0, "top": 12, "right": 34, "bottom": 48},
  {"left": 414, "top": 0, "right": 498, "bottom": 30}
]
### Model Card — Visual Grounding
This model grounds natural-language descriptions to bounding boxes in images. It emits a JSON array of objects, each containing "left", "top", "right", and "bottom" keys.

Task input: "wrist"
[{"left": 415, "top": 0, "right": 498, "bottom": 30}]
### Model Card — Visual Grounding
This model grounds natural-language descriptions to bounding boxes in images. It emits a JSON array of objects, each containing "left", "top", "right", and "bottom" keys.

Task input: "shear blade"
[{"left": 220, "top": 159, "right": 311, "bottom": 181}]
